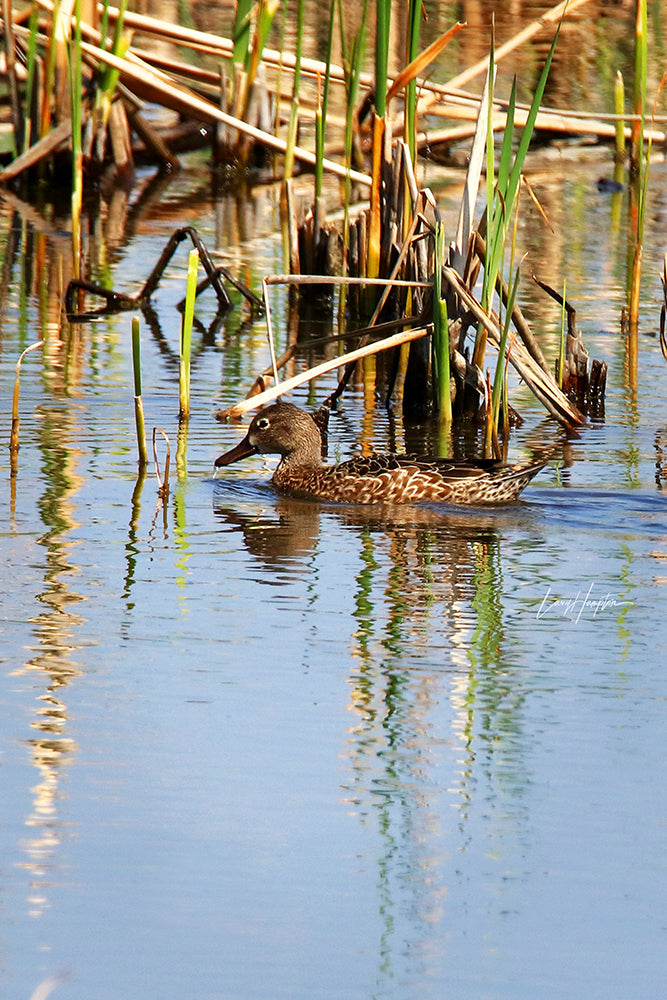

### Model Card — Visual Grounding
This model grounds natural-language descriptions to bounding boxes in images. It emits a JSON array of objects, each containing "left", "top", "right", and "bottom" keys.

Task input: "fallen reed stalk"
[
  {"left": 216, "top": 322, "right": 431, "bottom": 421},
  {"left": 77, "top": 38, "right": 372, "bottom": 186}
]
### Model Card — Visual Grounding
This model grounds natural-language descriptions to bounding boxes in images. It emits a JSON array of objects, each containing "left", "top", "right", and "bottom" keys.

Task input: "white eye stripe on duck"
[{"left": 256, "top": 417, "right": 270, "bottom": 430}]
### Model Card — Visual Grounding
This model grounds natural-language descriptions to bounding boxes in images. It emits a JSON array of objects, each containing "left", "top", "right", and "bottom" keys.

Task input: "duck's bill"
[{"left": 214, "top": 433, "right": 257, "bottom": 468}]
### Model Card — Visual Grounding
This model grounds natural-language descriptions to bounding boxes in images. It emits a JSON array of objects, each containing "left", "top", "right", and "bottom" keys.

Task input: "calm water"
[{"left": 2, "top": 17, "right": 667, "bottom": 998}]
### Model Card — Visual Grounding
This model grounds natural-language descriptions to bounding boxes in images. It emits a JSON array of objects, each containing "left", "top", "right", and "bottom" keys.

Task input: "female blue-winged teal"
[{"left": 214, "top": 402, "right": 547, "bottom": 505}]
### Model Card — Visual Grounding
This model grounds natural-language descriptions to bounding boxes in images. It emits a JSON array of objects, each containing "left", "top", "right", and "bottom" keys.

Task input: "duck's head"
[{"left": 215, "top": 402, "right": 324, "bottom": 469}]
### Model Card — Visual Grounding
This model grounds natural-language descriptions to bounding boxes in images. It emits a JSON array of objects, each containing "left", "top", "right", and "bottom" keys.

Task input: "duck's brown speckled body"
[{"left": 215, "top": 402, "right": 546, "bottom": 505}]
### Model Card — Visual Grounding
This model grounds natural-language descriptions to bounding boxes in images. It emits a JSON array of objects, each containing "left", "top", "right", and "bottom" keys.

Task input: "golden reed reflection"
[
  {"left": 11, "top": 463, "right": 85, "bottom": 917},
  {"left": 4, "top": 205, "right": 88, "bottom": 916},
  {"left": 11, "top": 449, "right": 85, "bottom": 917}
]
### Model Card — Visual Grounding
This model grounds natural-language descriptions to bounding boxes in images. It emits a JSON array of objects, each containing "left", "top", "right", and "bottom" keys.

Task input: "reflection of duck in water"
[{"left": 215, "top": 402, "right": 547, "bottom": 506}]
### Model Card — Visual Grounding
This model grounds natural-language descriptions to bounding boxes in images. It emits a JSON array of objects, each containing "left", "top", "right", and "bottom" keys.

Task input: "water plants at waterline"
[{"left": 4, "top": 1, "right": 664, "bottom": 465}]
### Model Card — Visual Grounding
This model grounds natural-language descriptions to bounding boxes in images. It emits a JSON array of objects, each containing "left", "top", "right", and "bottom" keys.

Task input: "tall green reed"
[
  {"left": 132, "top": 316, "right": 148, "bottom": 468},
  {"left": 432, "top": 219, "right": 452, "bottom": 424},
  {"left": 22, "top": 2, "right": 40, "bottom": 153},
  {"left": 473, "top": 25, "right": 559, "bottom": 442},
  {"left": 240, "top": 0, "right": 279, "bottom": 128},
  {"left": 284, "top": 0, "right": 305, "bottom": 180},
  {"left": 232, "top": 0, "right": 253, "bottom": 66},
  {"left": 338, "top": 0, "right": 368, "bottom": 323},
  {"left": 368, "top": 0, "right": 391, "bottom": 281},
  {"left": 404, "top": 0, "right": 422, "bottom": 165},
  {"left": 626, "top": 0, "right": 647, "bottom": 337},
  {"left": 179, "top": 249, "right": 199, "bottom": 420},
  {"left": 314, "top": 1, "right": 336, "bottom": 200}
]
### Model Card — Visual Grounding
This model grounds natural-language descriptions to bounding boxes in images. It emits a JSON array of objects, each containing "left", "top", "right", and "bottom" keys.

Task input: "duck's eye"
[{"left": 256, "top": 417, "right": 270, "bottom": 431}]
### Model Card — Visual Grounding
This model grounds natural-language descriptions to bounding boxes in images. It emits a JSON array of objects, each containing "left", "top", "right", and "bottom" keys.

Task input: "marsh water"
[{"left": 2, "top": 5, "right": 667, "bottom": 1000}]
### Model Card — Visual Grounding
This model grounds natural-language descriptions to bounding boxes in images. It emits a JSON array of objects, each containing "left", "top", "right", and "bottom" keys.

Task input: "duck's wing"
[
  {"left": 330, "top": 453, "right": 546, "bottom": 504},
  {"left": 336, "top": 454, "right": 518, "bottom": 478}
]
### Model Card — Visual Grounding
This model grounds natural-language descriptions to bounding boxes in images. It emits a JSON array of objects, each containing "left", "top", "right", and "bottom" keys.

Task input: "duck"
[{"left": 214, "top": 402, "right": 547, "bottom": 505}]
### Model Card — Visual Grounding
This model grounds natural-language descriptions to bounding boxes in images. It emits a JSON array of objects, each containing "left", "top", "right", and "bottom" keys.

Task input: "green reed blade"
[
  {"left": 432, "top": 221, "right": 452, "bottom": 423},
  {"left": 405, "top": 0, "right": 421, "bottom": 164},
  {"left": 132, "top": 316, "right": 148, "bottom": 468},
  {"left": 473, "top": 34, "right": 497, "bottom": 368},
  {"left": 22, "top": 2, "right": 39, "bottom": 152},
  {"left": 179, "top": 249, "right": 199, "bottom": 419},
  {"left": 481, "top": 77, "right": 515, "bottom": 320},
  {"left": 491, "top": 264, "right": 520, "bottom": 429},
  {"left": 233, "top": 0, "right": 253, "bottom": 68},
  {"left": 98, "top": 0, "right": 129, "bottom": 96},
  {"left": 627, "top": 0, "right": 648, "bottom": 331},
  {"left": 477, "top": 27, "right": 558, "bottom": 373},
  {"left": 132, "top": 315, "right": 142, "bottom": 398},
  {"left": 494, "top": 77, "right": 516, "bottom": 216},
  {"left": 487, "top": 33, "right": 556, "bottom": 302},
  {"left": 284, "top": 0, "right": 305, "bottom": 180},
  {"left": 630, "top": 0, "right": 647, "bottom": 182},
  {"left": 340, "top": 0, "right": 368, "bottom": 298},
  {"left": 375, "top": 0, "right": 391, "bottom": 119},
  {"left": 315, "top": 1, "right": 336, "bottom": 199},
  {"left": 247, "top": 0, "right": 280, "bottom": 92},
  {"left": 614, "top": 70, "right": 625, "bottom": 164}
]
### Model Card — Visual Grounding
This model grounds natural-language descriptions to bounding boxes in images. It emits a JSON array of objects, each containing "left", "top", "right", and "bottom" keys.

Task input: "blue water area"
[{"left": 2, "top": 443, "right": 665, "bottom": 999}]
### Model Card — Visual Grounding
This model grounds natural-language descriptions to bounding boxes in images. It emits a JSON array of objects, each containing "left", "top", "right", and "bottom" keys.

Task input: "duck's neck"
[{"left": 279, "top": 446, "right": 324, "bottom": 470}]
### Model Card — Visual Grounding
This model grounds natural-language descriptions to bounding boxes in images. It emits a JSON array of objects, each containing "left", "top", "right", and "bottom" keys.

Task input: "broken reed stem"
[
  {"left": 264, "top": 274, "right": 428, "bottom": 290},
  {"left": 132, "top": 316, "right": 148, "bottom": 468},
  {"left": 179, "top": 248, "right": 198, "bottom": 419},
  {"left": 152, "top": 426, "right": 171, "bottom": 499},
  {"left": 10, "top": 340, "right": 44, "bottom": 476}
]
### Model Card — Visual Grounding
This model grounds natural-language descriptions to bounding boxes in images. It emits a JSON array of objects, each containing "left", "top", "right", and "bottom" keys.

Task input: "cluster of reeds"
[
  {"left": 4, "top": 0, "right": 665, "bottom": 462},
  {"left": 267, "top": 5, "right": 588, "bottom": 452}
]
